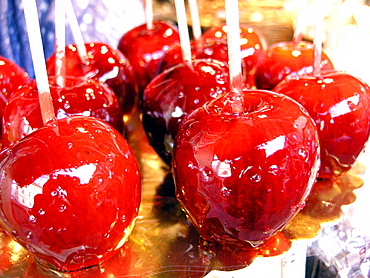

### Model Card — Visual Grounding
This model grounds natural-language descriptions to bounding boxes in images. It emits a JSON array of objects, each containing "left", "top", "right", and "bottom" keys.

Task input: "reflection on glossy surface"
[
  {"left": 202, "top": 23, "right": 268, "bottom": 88},
  {"left": 274, "top": 71, "right": 370, "bottom": 179},
  {"left": 46, "top": 42, "right": 139, "bottom": 124},
  {"left": 255, "top": 41, "right": 334, "bottom": 90},
  {"left": 159, "top": 40, "right": 256, "bottom": 89},
  {"left": 173, "top": 90, "right": 320, "bottom": 247},
  {"left": 142, "top": 59, "right": 229, "bottom": 166},
  {"left": 0, "top": 112, "right": 365, "bottom": 277},
  {"left": 2, "top": 76, "right": 124, "bottom": 148},
  {"left": 117, "top": 21, "right": 180, "bottom": 94},
  {"left": 0, "top": 55, "right": 30, "bottom": 138},
  {"left": 0, "top": 116, "right": 141, "bottom": 272}
]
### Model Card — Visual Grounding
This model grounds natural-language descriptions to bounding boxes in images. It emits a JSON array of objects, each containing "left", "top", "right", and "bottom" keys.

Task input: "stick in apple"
[
  {"left": 174, "top": 0, "right": 193, "bottom": 67},
  {"left": 225, "top": 0, "right": 244, "bottom": 112},
  {"left": 292, "top": 0, "right": 310, "bottom": 47},
  {"left": 313, "top": 8, "right": 325, "bottom": 77},
  {"left": 188, "top": 0, "right": 202, "bottom": 50},
  {"left": 54, "top": 0, "right": 66, "bottom": 87},
  {"left": 22, "top": 0, "right": 55, "bottom": 125},
  {"left": 66, "top": 0, "right": 88, "bottom": 63},
  {"left": 145, "top": 0, "right": 154, "bottom": 30}
]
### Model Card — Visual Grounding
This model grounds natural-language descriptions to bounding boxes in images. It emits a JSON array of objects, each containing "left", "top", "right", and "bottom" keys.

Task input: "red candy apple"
[
  {"left": 0, "top": 55, "right": 30, "bottom": 135},
  {"left": 255, "top": 41, "right": 334, "bottom": 90},
  {"left": 172, "top": 90, "right": 320, "bottom": 247},
  {"left": 0, "top": 116, "right": 141, "bottom": 272},
  {"left": 2, "top": 76, "right": 124, "bottom": 148},
  {"left": 117, "top": 21, "right": 180, "bottom": 93},
  {"left": 142, "top": 59, "right": 230, "bottom": 166},
  {"left": 158, "top": 40, "right": 253, "bottom": 88},
  {"left": 46, "top": 42, "right": 138, "bottom": 123},
  {"left": 202, "top": 23, "right": 267, "bottom": 88},
  {"left": 274, "top": 70, "right": 370, "bottom": 179}
]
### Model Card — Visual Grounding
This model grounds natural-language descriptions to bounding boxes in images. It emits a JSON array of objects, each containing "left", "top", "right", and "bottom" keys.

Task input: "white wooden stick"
[
  {"left": 66, "top": 0, "right": 87, "bottom": 63},
  {"left": 225, "top": 0, "right": 243, "bottom": 105},
  {"left": 22, "top": 0, "right": 55, "bottom": 125},
  {"left": 145, "top": 0, "right": 154, "bottom": 30},
  {"left": 174, "top": 0, "right": 193, "bottom": 66},
  {"left": 55, "top": 0, "right": 66, "bottom": 87},
  {"left": 188, "top": 0, "right": 202, "bottom": 49},
  {"left": 313, "top": 8, "right": 325, "bottom": 77}
]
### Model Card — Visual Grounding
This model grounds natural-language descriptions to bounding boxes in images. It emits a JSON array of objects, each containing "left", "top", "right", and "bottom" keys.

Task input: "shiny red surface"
[
  {"left": 158, "top": 41, "right": 227, "bottom": 72},
  {"left": 0, "top": 116, "right": 141, "bottom": 272},
  {"left": 255, "top": 41, "right": 334, "bottom": 90},
  {"left": 117, "top": 21, "right": 180, "bottom": 93},
  {"left": 172, "top": 90, "right": 320, "bottom": 247},
  {"left": 158, "top": 41, "right": 256, "bottom": 88},
  {"left": 0, "top": 56, "right": 30, "bottom": 133},
  {"left": 46, "top": 42, "right": 138, "bottom": 123},
  {"left": 2, "top": 76, "right": 124, "bottom": 148},
  {"left": 202, "top": 23, "right": 268, "bottom": 87},
  {"left": 142, "top": 59, "right": 230, "bottom": 166},
  {"left": 274, "top": 71, "right": 370, "bottom": 179}
]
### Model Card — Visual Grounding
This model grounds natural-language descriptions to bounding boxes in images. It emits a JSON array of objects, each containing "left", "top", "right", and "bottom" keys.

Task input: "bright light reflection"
[
  {"left": 77, "top": 127, "right": 89, "bottom": 133},
  {"left": 292, "top": 50, "right": 301, "bottom": 57},
  {"left": 12, "top": 176, "right": 47, "bottom": 208},
  {"left": 171, "top": 106, "right": 183, "bottom": 118},
  {"left": 100, "top": 45, "right": 109, "bottom": 54},
  {"left": 240, "top": 38, "right": 249, "bottom": 45},
  {"left": 100, "top": 66, "right": 119, "bottom": 82},
  {"left": 211, "top": 155, "right": 232, "bottom": 178},
  {"left": 215, "top": 31, "right": 223, "bottom": 38},
  {"left": 323, "top": 78, "right": 334, "bottom": 84},
  {"left": 54, "top": 164, "right": 97, "bottom": 185},
  {"left": 329, "top": 95, "right": 360, "bottom": 118},
  {"left": 165, "top": 28, "right": 174, "bottom": 36},
  {"left": 201, "top": 66, "right": 216, "bottom": 75},
  {"left": 257, "top": 135, "right": 286, "bottom": 157}
]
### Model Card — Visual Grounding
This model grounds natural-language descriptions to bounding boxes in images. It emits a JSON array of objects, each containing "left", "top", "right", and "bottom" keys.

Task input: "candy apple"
[
  {"left": 117, "top": 21, "right": 180, "bottom": 94},
  {"left": 142, "top": 59, "right": 230, "bottom": 166},
  {"left": 273, "top": 70, "right": 370, "bottom": 179},
  {"left": 172, "top": 90, "right": 320, "bottom": 247},
  {"left": 0, "top": 116, "right": 141, "bottom": 272},
  {"left": 2, "top": 76, "right": 124, "bottom": 148},
  {"left": 46, "top": 42, "right": 138, "bottom": 124},
  {"left": 158, "top": 40, "right": 252, "bottom": 88},
  {"left": 202, "top": 23, "right": 268, "bottom": 87},
  {"left": 255, "top": 41, "right": 334, "bottom": 90},
  {"left": 0, "top": 55, "right": 30, "bottom": 135}
]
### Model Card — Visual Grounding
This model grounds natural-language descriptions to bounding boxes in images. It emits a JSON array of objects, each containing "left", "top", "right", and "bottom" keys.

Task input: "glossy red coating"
[
  {"left": 46, "top": 42, "right": 138, "bottom": 123},
  {"left": 142, "top": 59, "right": 230, "bottom": 166},
  {"left": 274, "top": 70, "right": 370, "bottom": 179},
  {"left": 202, "top": 23, "right": 268, "bottom": 87},
  {"left": 0, "top": 55, "right": 30, "bottom": 133},
  {"left": 255, "top": 41, "right": 334, "bottom": 90},
  {"left": 2, "top": 76, "right": 124, "bottom": 148},
  {"left": 158, "top": 41, "right": 254, "bottom": 88},
  {"left": 172, "top": 90, "right": 320, "bottom": 247},
  {"left": 117, "top": 21, "right": 180, "bottom": 94},
  {"left": 0, "top": 116, "right": 141, "bottom": 272}
]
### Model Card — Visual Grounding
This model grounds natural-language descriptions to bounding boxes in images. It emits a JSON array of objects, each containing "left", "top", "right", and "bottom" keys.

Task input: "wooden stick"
[
  {"left": 188, "top": 0, "right": 202, "bottom": 50},
  {"left": 313, "top": 9, "right": 325, "bottom": 77},
  {"left": 66, "top": 0, "right": 87, "bottom": 63},
  {"left": 145, "top": 0, "right": 154, "bottom": 30},
  {"left": 174, "top": 0, "right": 193, "bottom": 67},
  {"left": 22, "top": 0, "right": 55, "bottom": 125},
  {"left": 225, "top": 0, "right": 244, "bottom": 112},
  {"left": 55, "top": 0, "right": 66, "bottom": 87}
]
